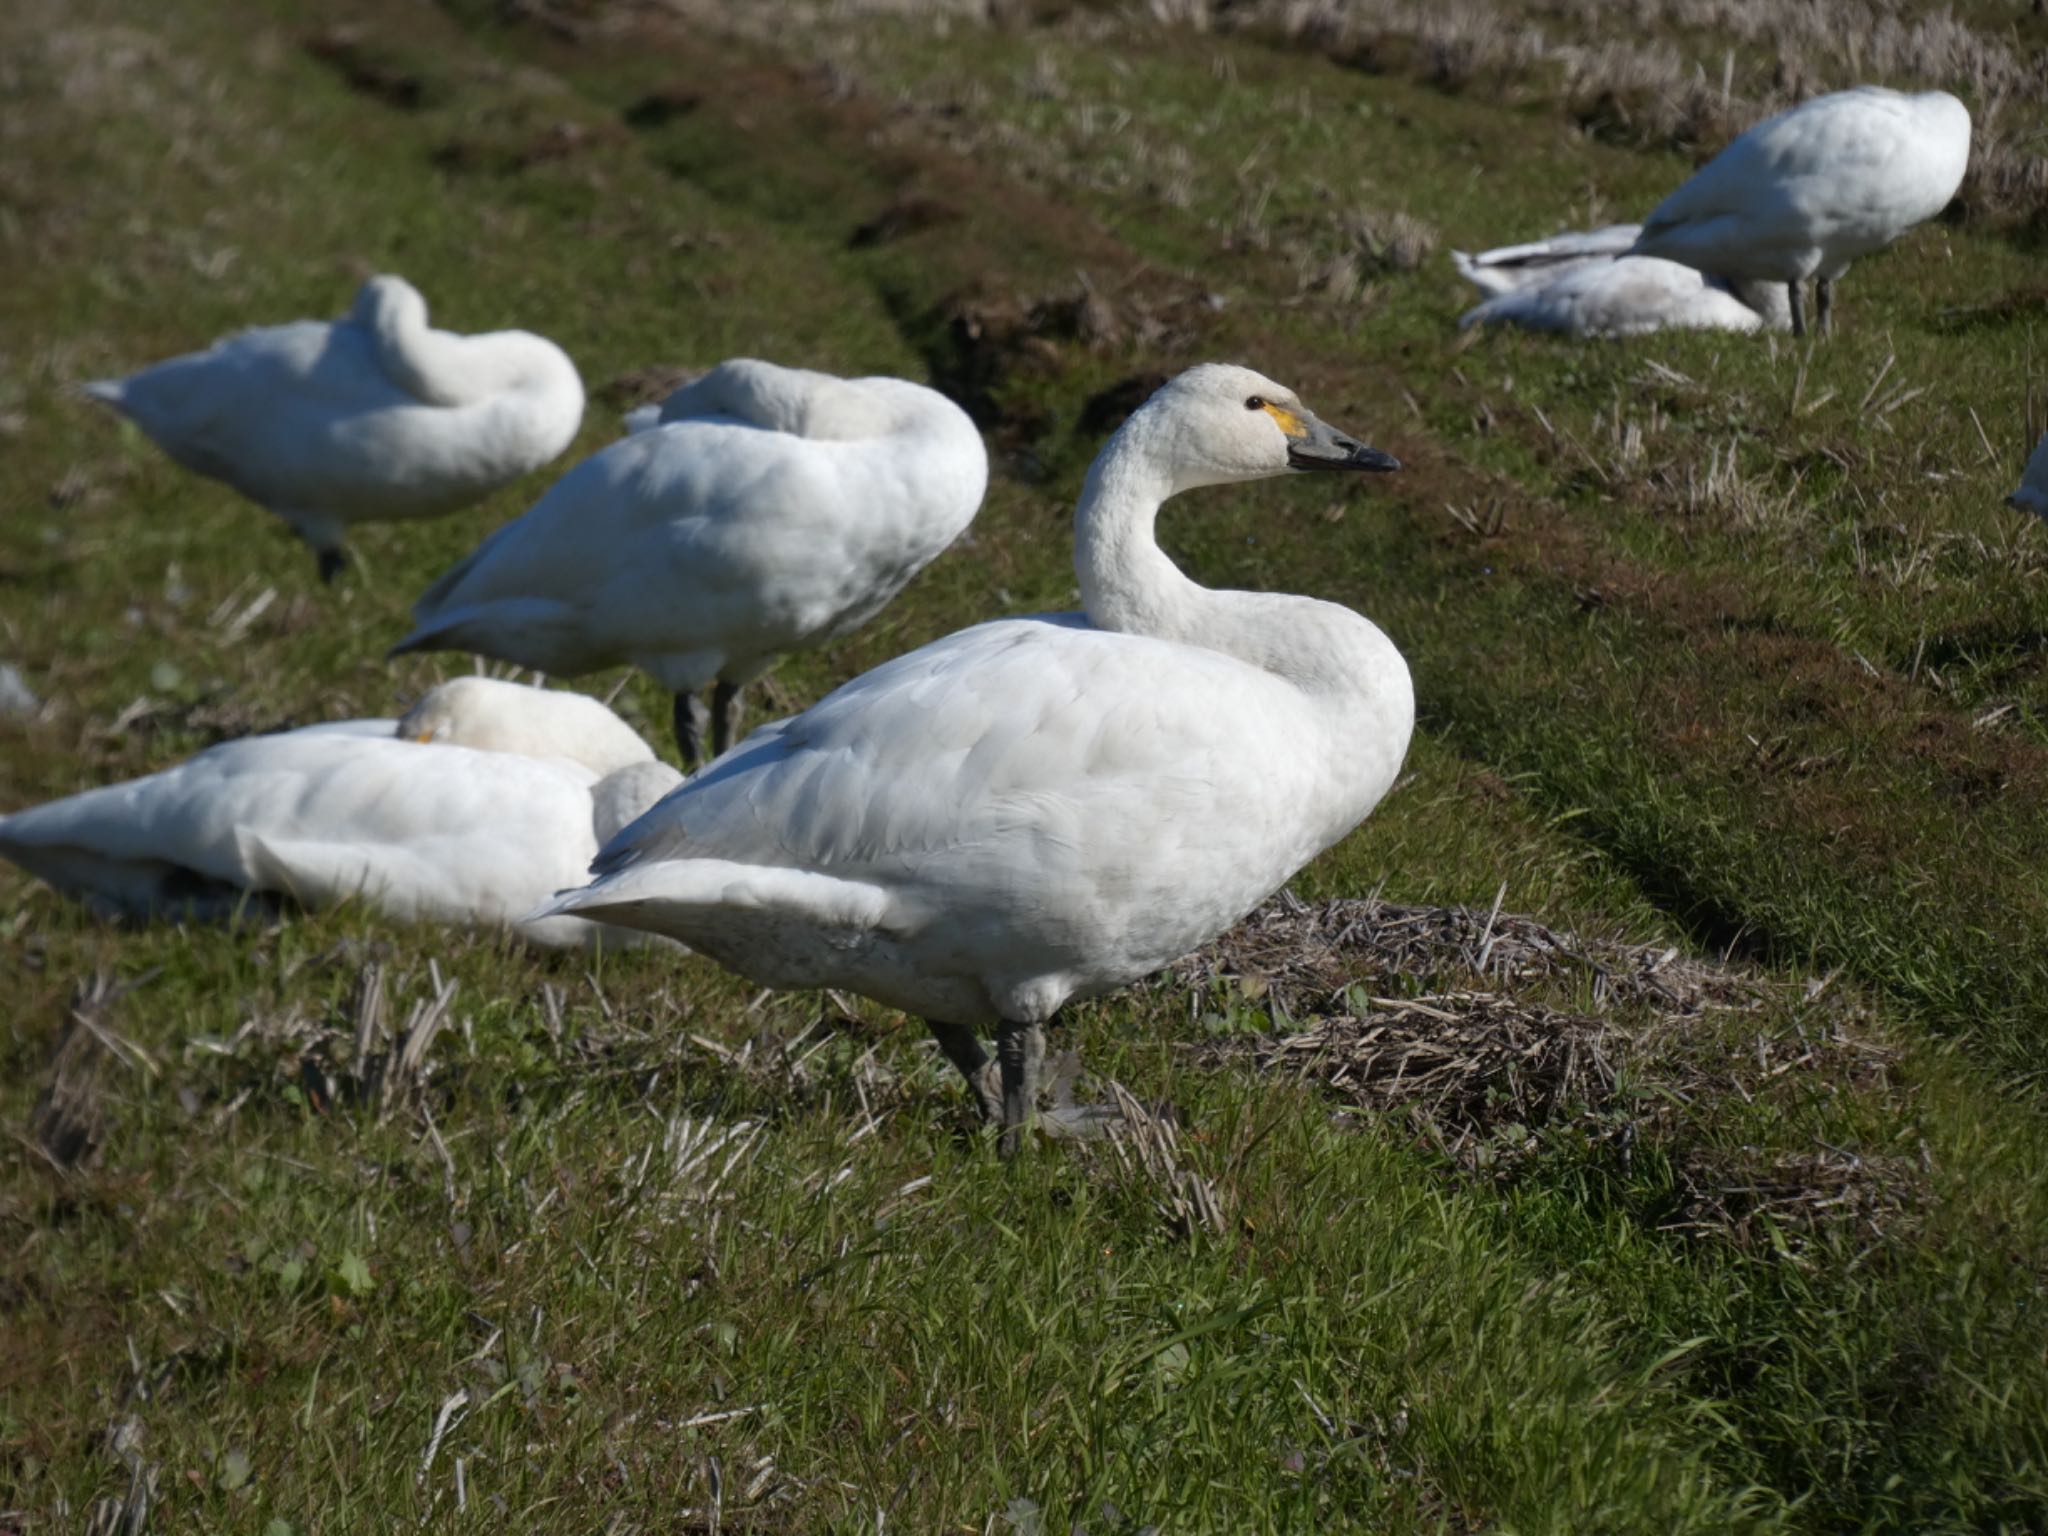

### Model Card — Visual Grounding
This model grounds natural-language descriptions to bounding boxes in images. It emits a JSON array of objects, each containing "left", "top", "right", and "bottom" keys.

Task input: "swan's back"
[{"left": 1637, "top": 88, "right": 1971, "bottom": 279}]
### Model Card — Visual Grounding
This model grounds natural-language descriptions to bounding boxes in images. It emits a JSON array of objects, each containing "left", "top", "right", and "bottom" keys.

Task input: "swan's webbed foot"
[
  {"left": 315, "top": 547, "right": 348, "bottom": 585},
  {"left": 711, "top": 679, "right": 744, "bottom": 759},
  {"left": 673, "top": 692, "right": 710, "bottom": 771}
]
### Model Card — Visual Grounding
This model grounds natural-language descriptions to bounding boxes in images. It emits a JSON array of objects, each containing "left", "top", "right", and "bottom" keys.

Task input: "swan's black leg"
[
  {"left": 711, "top": 679, "right": 744, "bottom": 759},
  {"left": 926, "top": 1019, "right": 1002, "bottom": 1123},
  {"left": 995, "top": 1019, "right": 1045, "bottom": 1159},
  {"left": 1816, "top": 276, "right": 1833, "bottom": 337},
  {"left": 1788, "top": 281, "right": 1806, "bottom": 339},
  {"left": 673, "top": 692, "right": 710, "bottom": 771},
  {"left": 316, "top": 547, "right": 347, "bottom": 585}
]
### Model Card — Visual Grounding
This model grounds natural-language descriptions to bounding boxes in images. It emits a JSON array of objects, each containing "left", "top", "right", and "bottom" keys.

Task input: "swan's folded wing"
[
  {"left": 399, "top": 420, "right": 868, "bottom": 666},
  {"left": 584, "top": 613, "right": 1331, "bottom": 907}
]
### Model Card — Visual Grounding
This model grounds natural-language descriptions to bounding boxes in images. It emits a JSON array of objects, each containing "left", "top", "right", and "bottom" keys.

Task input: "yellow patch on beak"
[
  {"left": 1262, "top": 402, "right": 1307, "bottom": 438},
  {"left": 414, "top": 731, "right": 435, "bottom": 743}
]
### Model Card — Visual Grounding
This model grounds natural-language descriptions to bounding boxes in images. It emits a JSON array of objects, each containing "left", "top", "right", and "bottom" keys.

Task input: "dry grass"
[{"left": 1181, "top": 893, "right": 1909, "bottom": 1252}]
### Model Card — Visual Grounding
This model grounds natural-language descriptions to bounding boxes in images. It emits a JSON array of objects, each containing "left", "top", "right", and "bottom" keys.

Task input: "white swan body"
[
  {"left": 1454, "top": 224, "right": 1790, "bottom": 336},
  {"left": 2011, "top": 432, "right": 2048, "bottom": 519},
  {"left": 1631, "top": 88, "right": 1970, "bottom": 332},
  {"left": 533, "top": 364, "right": 1410, "bottom": 1143},
  {"left": 394, "top": 358, "right": 990, "bottom": 765},
  {"left": 82, "top": 275, "right": 585, "bottom": 579},
  {"left": 0, "top": 679, "right": 678, "bottom": 947}
]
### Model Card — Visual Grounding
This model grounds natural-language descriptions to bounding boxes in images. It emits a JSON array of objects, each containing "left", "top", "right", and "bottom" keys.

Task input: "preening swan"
[
  {"left": 81, "top": 275, "right": 585, "bottom": 582},
  {"left": 2011, "top": 431, "right": 2048, "bottom": 520},
  {"left": 532, "top": 364, "right": 1412, "bottom": 1153},
  {"left": 0, "top": 678, "right": 678, "bottom": 947},
  {"left": 1454, "top": 225, "right": 1790, "bottom": 336},
  {"left": 394, "top": 359, "right": 989, "bottom": 767},
  {"left": 1629, "top": 88, "right": 1971, "bottom": 337}
]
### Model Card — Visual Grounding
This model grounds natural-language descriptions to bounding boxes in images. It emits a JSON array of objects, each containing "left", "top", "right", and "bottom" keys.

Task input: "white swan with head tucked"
[
  {"left": 1629, "top": 87, "right": 1971, "bottom": 337},
  {"left": 1454, "top": 224, "right": 1790, "bottom": 336},
  {"left": 0, "top": 678, "right": 678, "bottom": 947},
  {"left": 392, "top": 358, "right": 990, "bottom": 767},
  {"left": 531, "top": 364, "right": 1412, "bottom": 1151},
  {"left": 81, "top": 275, "right": 585, "bottom": 582}
]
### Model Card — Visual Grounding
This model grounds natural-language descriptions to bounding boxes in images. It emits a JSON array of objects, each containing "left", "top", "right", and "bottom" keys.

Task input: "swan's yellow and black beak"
[{"left": 1273, "top": 404, "right": 1400, "bottom": 473}]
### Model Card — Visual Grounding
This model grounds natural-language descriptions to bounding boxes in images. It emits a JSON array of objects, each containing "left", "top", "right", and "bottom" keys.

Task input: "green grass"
[{"left": 6, "top": 0, "right": 2048, "bottom": 1529}]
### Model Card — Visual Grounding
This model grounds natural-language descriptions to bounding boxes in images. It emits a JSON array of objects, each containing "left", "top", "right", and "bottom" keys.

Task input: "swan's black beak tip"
[{"left": 1288, "top": 438, "right": 1400, "bottom": 473}]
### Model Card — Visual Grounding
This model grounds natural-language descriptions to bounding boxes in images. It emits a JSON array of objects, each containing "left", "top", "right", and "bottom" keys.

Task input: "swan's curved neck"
[
  {"left": 1074, "top": 430, "right": 1205, "bottom": 643},
  {"left": 357, "top": 285, "right": 541, "bottom": 408},
  {"left": 1074, "top": 421, "right": 1391, "bottom": 700}
]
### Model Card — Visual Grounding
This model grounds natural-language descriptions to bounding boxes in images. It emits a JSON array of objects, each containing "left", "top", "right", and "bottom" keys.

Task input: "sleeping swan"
[
  {"left": 392, "top": 359, "right": 989, "bottom": 767},
  {"left": 82, "top": 275, "right": 585, "bottom": 582},
  {"left": 1454, "top": 224, "right": 1790, "bottom": 336},
  {"left": 531, "top": 364, "right": 1412, "bottom": 1152},
  {"left": 0, "top": 678, "right": 678, "bottom": 947}
]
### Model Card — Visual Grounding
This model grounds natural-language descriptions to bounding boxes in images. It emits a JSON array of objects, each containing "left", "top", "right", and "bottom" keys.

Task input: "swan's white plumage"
[
  {"left": 394, "top": 359, "right": 989, "bottom": 703},
  {"left": 1453, "top": 224, "right": 1643, "bottom": 298},
  {"left": 536, "top": 363, "right": 1413, "bottom": 1027},
  {"left": 2011, "top": 432, "right": 2048, "bottom": 519},
  {"left": 1631, "top": 88, "right": 1971, "bottom": 284},
  {"left": 1454, "top": 224, "right": 1790, "bottom": 336},
  {"left": 82, "top": 275, "right": 584, "bottom": 562},
  {"left": 0, "top": 679, "right": 677, "bottom": 947}
]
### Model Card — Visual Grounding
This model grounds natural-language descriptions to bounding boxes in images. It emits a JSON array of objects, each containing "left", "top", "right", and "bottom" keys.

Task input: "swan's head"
[
  {"left": 397, "top": 678, "right": 656, "bottom": 776},
  {"left": 1126, "top": 364, "right": 1398, "bottom": 492}
]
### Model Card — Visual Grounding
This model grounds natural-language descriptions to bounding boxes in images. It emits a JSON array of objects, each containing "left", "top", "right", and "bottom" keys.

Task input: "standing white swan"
[
  {"left": 82, "top": 275, "right": 586, "bottom": 582},
  {"left": 0, "top": 678, "right": 679, "bottom": 947},
  {"left": 531, "top": 365, "right": 1411, "bottom": 1152},
  {"left": 1629, "top": 87, "right": 1971, "bottom": 337},
  {"left": 1454, "top": 224, "right": 1790, "bottom": 336},
  {"left": 393, "top": 359, "right": 990, "bottom": 767}
]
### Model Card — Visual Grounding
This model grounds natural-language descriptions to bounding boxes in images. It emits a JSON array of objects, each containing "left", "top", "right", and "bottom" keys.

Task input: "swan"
[
  {"left": 1629, "top": 87, "right": 1971, "bottom": 337},
  {"left": 530, "top": 364, "right": 1411, "bottom": 1153},
  {"left": 1453, "top": 225, "right": 1790, "bottom": 336},
  {"left": 393, "top": 359, "right": 990, "bottom": 768},
  {"left": 81, "top": 275, "right": 586, "bottom": 582},
  {"left": 2011, "top": 431, "right": 2048, "bottom": 519},
  {"left": 0, "top": 678, "right": 679, "bottom": 947}
]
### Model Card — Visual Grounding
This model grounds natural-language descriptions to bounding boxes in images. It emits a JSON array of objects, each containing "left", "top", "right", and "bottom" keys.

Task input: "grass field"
[{"left": 6, "top": 0, "right": 2048, "bottom": 1529}]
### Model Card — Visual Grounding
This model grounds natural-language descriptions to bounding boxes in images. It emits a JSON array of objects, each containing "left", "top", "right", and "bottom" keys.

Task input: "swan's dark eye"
[{"left": 1245, "top": 395, "right": 1266, "bottom": 410}]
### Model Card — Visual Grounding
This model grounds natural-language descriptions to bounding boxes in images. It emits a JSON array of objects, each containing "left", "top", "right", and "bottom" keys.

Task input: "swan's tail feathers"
[
  {"left": 1449, "top": 249, "right": 1486, "bottom": 289},
  {"left": 388, "top": 598, "right": 588, "bottom": 665},
  {"left": 529, "top": 859, "right": 893, "bottom": 937},
  {"left": 621, "top": 403, "right": 663, "bottom": 435},
  {"left": 78, "top": 377, "right": 130, "bottom": 412}
]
